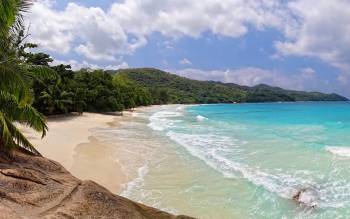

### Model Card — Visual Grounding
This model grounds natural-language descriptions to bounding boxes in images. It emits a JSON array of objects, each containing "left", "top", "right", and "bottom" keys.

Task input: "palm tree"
[
  {"left": 39, "top": 82, "right": 74, "bottom": 115},
  {"left": 0, "top": 0, "right": 48, "bottom": 155}
]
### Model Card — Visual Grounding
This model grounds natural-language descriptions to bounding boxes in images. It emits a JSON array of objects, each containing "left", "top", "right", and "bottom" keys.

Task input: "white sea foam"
[
  {"left": 196, "top": 115, "right": 208, "bottom": 122},
  {"left": 176, "top": 105, "right": 185, "bottom": 111},
  {"left": 326, "top": 146, "right": 350, "bottom": 158},
  {"left": 121, "top": 164, "right": 149, "bottom": 199},
  {"left": 131, "top": 112, "right": 142, "bottom": 117},
  {"left": 148, "top": 111, "right": 182, "bottom": 131},
  {"left": 166, "top": 131, "right": 350, "bottom": 209}
]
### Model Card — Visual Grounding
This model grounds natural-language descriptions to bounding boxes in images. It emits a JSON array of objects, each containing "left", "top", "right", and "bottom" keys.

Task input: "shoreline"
[
  {"left": 22, "top": 105, "right": 175, "bottom": 194},
  {"left": 20, "top": 102, "right": 350, "bottom": 218},
  {"left": 22, "top": 112, "right": 127, "bottom": 194}
]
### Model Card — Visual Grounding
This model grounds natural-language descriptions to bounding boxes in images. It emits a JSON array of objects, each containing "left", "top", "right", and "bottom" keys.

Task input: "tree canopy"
[
  {"left": 0, "top": 0, "right": 48, "bottom": 154},
  {"left": 113, "top": 68, "right": 348, "bottom": 104}
]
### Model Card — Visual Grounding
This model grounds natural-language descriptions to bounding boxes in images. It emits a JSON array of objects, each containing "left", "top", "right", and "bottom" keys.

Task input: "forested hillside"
[
  {"left": 114, "top": 68, "right": 348, "bottom": 104},
  {"left": 113, "top": 68, "right": 247, "bottom": 104}
]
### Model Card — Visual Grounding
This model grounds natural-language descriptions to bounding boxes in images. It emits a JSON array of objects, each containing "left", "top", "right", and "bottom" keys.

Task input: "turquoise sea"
[{"left": 97, "top": 102, "right": 350, "bottom": 218}]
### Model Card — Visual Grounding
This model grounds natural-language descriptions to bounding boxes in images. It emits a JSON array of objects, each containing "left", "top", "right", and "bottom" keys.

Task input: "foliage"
[
  {"left": 0, "top": 0, "right": 47, "bottom": 154},
  {"left": 10, "top": 53, "right": 350, "bottom": 120},
  {"left": 113, "top": 74, "right": 152, "bottom": 108},
  {"left": 29, "top": 66, "right": 154, "bottom": 115},
  {"left": 114, "top": 68, "right": 248, "bottom": 104},
  {"left": 244, "top": 84, "right": 348, "bottom": 102},
  {"left": 113, "top": 68, "right": 348, "bottom": 104},
  {"left": 74, "top": 69, "right": 122, "bottom": 112}
]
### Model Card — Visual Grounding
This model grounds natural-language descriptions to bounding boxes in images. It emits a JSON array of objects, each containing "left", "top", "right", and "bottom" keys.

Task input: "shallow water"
[{"left": 95, "top": 102, "right": 350, "bottom": 218}]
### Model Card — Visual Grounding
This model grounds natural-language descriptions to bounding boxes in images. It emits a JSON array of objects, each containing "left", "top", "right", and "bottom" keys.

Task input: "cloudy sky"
[{"left": 27, "top": 0, "right": 350, "bottom": 97}]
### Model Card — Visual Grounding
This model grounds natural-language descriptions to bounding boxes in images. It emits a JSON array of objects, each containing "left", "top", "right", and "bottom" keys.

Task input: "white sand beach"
[{"left": 22, "top": 112, "right": 127, "bottom": 194}]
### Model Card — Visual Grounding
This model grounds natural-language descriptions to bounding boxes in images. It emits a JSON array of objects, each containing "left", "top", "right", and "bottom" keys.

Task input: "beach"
[
  {"left": 22, "top": 103, "right": 350, "bottom": 218},
  {"left": 22, "top": 112, "right": 128, "bottom": 194}
]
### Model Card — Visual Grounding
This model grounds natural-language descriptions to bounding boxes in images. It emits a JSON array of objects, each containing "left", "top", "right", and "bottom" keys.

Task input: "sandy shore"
[{"left": 22, "top": 112, "right": 127, "bottom": 194}]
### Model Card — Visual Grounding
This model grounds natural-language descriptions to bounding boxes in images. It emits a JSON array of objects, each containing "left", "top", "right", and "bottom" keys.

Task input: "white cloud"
[
  {"left": 275, "top": 0, "right": 350, "bottom": 73},
  {"left": 28, "top": 1, "right": 73, "bottom": 53},
  {"left": 300, "top": 67, "right": 315, "bottom": 79},
  {"left": 337, "top": 74, "right": 349, "bottom": 86},
  {"left": 110, "top": 0, "right": 287, "bottom": 38},
  {"left": 28, "top": 0, "right": 289, "bottom": 61},
  {"left": 74, "top": 44, "right": 116, "bottom": 61},
  {"left": 179, "top": 58, "right": 192, "bottom": 65},
  {"left": 51, "top": 59, "right": 129, "bottom": 71},
  {"left": 28, "top": 1, "right": 146, "bottom": 61}
]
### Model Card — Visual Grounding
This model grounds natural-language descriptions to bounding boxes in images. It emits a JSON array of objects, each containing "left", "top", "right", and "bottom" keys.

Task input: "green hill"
[{"left": 112, "top": 68, "right": 348, "bottom": 104}]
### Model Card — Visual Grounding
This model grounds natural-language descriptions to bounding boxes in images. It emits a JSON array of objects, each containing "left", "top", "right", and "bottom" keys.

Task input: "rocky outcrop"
[
  {"left": 0, "top": 149, "right": 194, "bottom": 219},
  {"left": 293, "top": 189, "right": 317, "bottom": 208}
]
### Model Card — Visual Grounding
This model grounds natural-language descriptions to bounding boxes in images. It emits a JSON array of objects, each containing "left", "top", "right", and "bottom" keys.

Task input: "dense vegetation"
[
  {"left": 14, "top": 61, "right": 350, "bottom": 118},
  {"left": 24, "top": 63, "right": 348, "bottom": 119},
  {"left": 113, "top": 68, "right": 348, "bottom": 104},
  {"left": 244, "top": 84, "right": 348, "bottom": 102},
  {"left": 30, "top": 64, "right": 154, "bottom": 114},
  {"left": 0, "top": 0, "right": 48, "bottom": 154}
]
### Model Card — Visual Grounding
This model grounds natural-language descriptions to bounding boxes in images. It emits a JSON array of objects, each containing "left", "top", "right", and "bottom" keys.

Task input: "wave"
[
  {"left": 131, "top": 112, "right": 142, "bottom": 117},
  {"left": 121, "top": 164, "right": 149, "bottom": 200},
  {"left": 166, "top": 131, "right": 350, "bottom": 209},
  {"left": 176, "top": 105, "right": 185, "bottom": 111},
  {"left": 196, "top": 115, "right": 208, "bottom": 122},
  {"left": 326, "top": 146, "right": 350, "bottom": 158},
  {"left": 148, "top": 111, "right": 182, "bottom": 131},
  {"left": 166, "top": 131, "right": 242, "bottom": 177}
]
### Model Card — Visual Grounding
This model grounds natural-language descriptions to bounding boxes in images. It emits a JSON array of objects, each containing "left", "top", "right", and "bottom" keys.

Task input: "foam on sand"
[
  {"left": 326, "top": 146, "right": 350, "bottom": 158},
  {"left": 121, "top": 164, "right": 150, "bottom": 200}
]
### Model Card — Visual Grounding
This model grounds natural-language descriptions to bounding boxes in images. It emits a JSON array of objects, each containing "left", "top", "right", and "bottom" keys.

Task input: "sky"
[{"left": 26, "top": 0, "right": 350, "bottom": 97}]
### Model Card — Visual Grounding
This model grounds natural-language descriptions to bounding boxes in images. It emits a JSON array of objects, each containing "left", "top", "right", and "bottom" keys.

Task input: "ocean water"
[{"left": 96, "top": 102, "right": 350, "bottom": 218}]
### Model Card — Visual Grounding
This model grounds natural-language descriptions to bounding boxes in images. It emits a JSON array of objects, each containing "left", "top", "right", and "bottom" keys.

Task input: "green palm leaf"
[
  {"left": 0, "top": 91, "right": 47, "bottom": 137},
  {"left": 1, "top": 0, "right": 47, "bottom": 154},
  {"left": 0, "top": 113, "right": 41, "bottom": 155},
  {"left": 27, "top": 65, "right": 58, "bottom": 81}
]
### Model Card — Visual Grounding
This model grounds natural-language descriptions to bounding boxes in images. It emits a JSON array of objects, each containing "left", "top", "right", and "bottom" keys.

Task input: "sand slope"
[{"left": 22, "top": 113, "right": 126, "bottom": 194}]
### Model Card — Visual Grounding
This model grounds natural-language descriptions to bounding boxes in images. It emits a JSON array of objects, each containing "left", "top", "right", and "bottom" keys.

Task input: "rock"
[
  {"left": 293, "top": 189, "right": 317, "bottom": 208},
  {"left": 0, "top": 149, "right": 195, "bottom": 219}
]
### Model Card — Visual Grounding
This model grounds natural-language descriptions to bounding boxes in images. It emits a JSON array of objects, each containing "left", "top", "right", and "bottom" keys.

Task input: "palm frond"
[
  {"left": 0, "top": 112, "right": 12, "bottom": 146},
  {"left": 0, "top": 0, "right": 46, "bottom": 154},
  {"left": 0, "top": 91, "right": 22, "bottom": 116},
  {"left": 26, "top": 65, "right": 59, "bottom": 80},
  {"left": 0, "top": 91, "right": 47, "bottom": 137},
  {"left": 18, "top": 104, "right": 47, "bottom": 137},
  {"left": 4, "top": 114, "right": 41, "bottom": 155},
  {"left": 0, "top": 0, "right": 31, "bottom": 38},
  {"left": 0, "top": 59, "right": 28, "bottom": 102}
]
